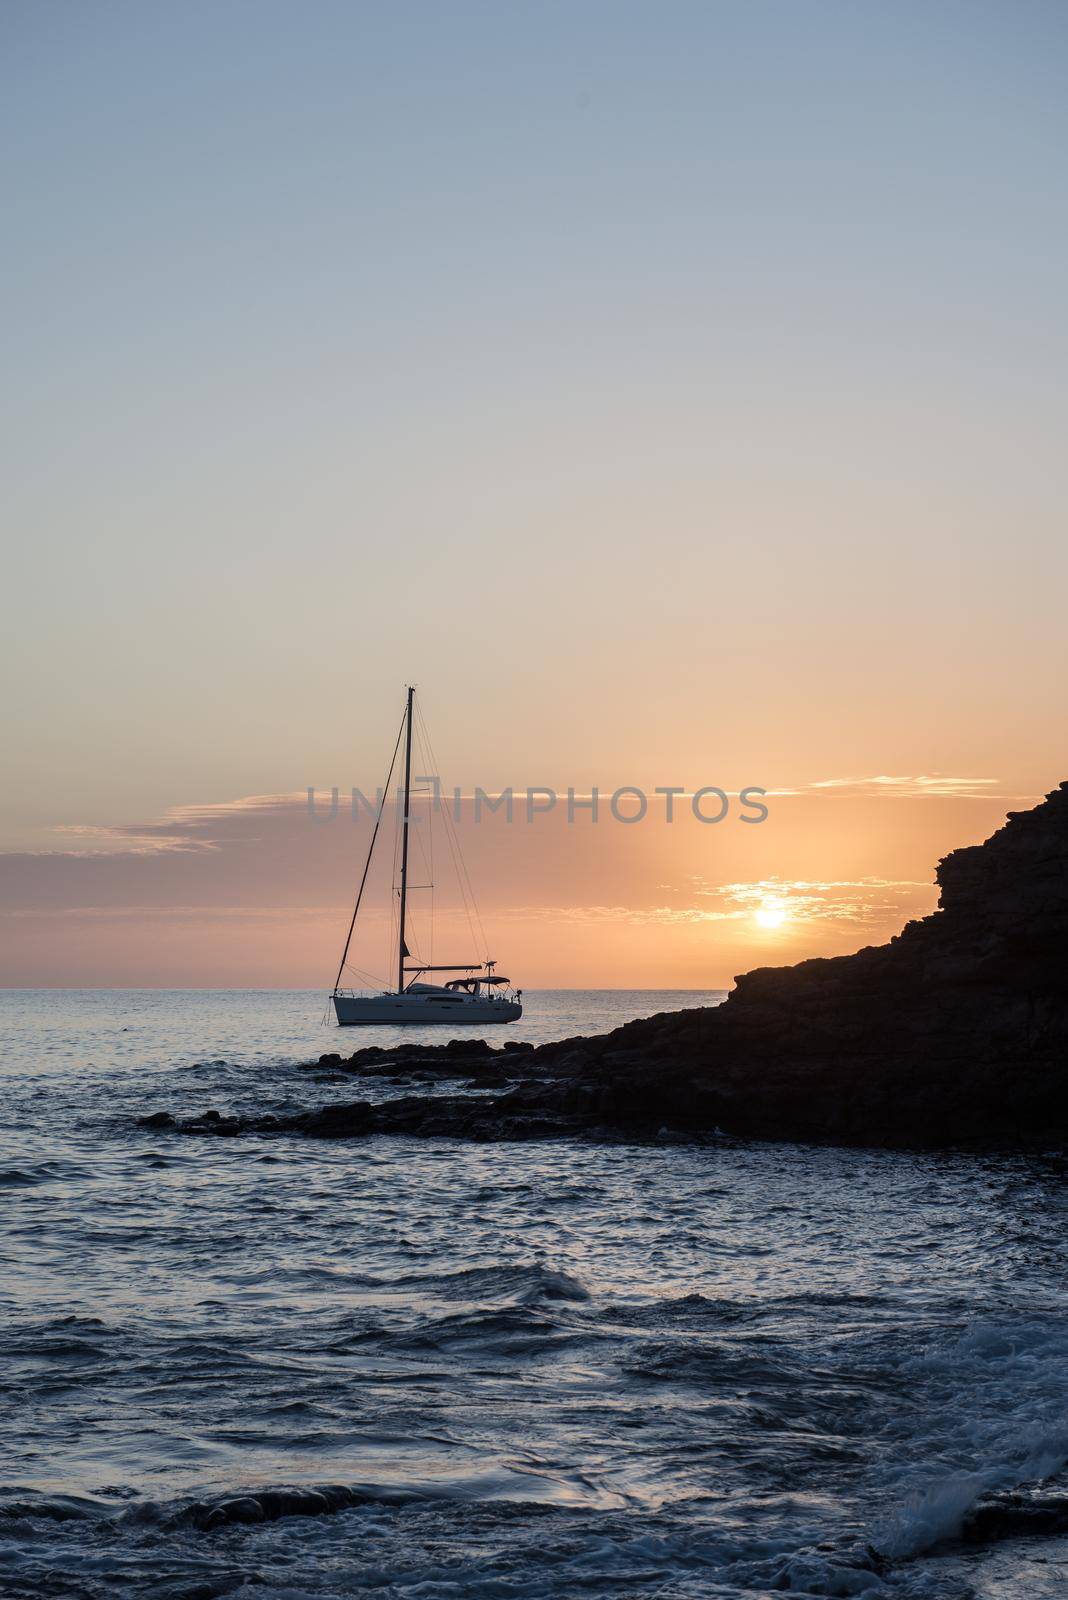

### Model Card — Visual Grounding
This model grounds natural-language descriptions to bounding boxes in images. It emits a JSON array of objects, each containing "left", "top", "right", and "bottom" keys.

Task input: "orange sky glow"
[{"left": 1, "top": 780, "right": 1051, "bottom": 989}]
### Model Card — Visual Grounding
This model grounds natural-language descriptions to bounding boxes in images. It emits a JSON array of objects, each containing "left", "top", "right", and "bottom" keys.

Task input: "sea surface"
[{"left": 2, "top": 989, "right": 1068, "bottom": 1599}]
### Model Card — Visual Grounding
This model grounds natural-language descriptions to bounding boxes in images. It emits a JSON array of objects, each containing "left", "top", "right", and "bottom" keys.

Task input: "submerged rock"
[
  {"left": 180, "top": 1481, "right": 417, "bottom": 1530},
  {"left": 138, "top": 1111, "right": 176, "bottom": 1129}
]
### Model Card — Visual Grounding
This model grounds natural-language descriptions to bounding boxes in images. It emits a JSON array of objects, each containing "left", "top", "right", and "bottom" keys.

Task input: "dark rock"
[
  {"left": 964, "top": 1484, "right": 1068, "bottom": 1543},
  {"left": 210, "top": 1496, "right": 264, "bottom": 1525},
  {"left": 186, "top": 1483, "right": 363, "bottom": 1530},
  {"left": 177, "top": 1480, "right": 430, "bottom": 1533},
  {"left": 300, "top": 1034, "right": 541, "bottom": 1083}
]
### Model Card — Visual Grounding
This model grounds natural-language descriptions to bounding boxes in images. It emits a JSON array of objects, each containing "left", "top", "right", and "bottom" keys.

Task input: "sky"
[{"left": 2, "top": 1, "right": 1066, "bottom": 986}]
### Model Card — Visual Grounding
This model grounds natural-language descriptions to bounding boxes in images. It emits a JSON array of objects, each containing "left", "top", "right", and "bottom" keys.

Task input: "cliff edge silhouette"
[{"left": 614, "top": 777, "right": 1068, "bottom": 1143}]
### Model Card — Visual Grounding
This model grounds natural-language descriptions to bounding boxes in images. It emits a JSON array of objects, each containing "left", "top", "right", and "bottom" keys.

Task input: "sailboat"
[{"left": 331, "top": 687, "right": 523, "bottom": 1026}]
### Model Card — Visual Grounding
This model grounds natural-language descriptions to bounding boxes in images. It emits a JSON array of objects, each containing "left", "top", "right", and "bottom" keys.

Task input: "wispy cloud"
[
  {"left": 46, "top": 823, "right": 214, "bottom": 857},
  {"left": 770, "top": 775, "right": 1020, "bottom": 800},
  {"left": 499, "top": 904, "right": 718, "bottom": 927},
  {"left": 29, "top": 794, "right": 308, "bottom": 858},
  {"left": 0, "top": 903, "right": 338, "bottom": 922},
  {"left": 696, "top": 876, "right": 934, "bottom": 925},
  {"left": 503, "top": 875, "right": 936, "bottom": 931}
]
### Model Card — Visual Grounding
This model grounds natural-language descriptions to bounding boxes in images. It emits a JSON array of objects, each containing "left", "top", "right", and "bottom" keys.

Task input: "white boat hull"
[{"left": 333, "top": 992, "right": 522, "bottom": 1026}]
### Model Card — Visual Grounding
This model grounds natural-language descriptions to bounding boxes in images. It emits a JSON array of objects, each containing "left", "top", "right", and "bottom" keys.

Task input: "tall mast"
[{"left": 396, "top": 684, "right": 414, "bottom": 994}]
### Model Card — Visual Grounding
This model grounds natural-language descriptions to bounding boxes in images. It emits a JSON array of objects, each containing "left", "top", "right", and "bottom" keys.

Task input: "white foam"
[{"left": 877, "top": 1317, "right": 1068, "bottom": 1557}]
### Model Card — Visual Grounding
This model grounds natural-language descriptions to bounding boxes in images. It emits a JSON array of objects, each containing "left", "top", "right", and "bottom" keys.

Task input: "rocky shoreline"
[{"left": 139, "top": 781, "right": 1068, "bottom": 1150}]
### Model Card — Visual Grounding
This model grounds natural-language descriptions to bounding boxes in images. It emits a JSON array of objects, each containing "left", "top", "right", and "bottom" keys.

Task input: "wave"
[
  {"left": 384, "top": 1262, "right": 591, "bottom": 1305},
  {"left": 0, "top": 1158, "right": 95, "bottom": 1187},
  {"left": 0, "top": 1491, "right": 107, "bottom": 1524},
  {"left": 876, "top": 1317, "right": 1068, "bottom": 1558},
  {"left": 597, "top": 1291, "right": 754, "bottom": 1329},
  {"left": 337, "top": 1303, "right": 581, "bottom": 1358},
  {"left": 621, "top": 1335, "right": 816, "bottom": 1388}
]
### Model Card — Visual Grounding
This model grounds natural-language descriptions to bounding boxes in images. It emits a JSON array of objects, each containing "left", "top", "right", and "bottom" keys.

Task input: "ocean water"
[{"left": 2, "top": 989, "right": 1068, "bottom": 1599}]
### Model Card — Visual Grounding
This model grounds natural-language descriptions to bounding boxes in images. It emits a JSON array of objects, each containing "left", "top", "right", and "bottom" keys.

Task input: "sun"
[{"left": 755, "top": 898, "right": 788, "bottom": 929}]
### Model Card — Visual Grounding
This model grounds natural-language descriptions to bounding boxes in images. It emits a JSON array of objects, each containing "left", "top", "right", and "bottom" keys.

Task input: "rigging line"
[
  {"left": 414, "top": 702, "right": 471, "bottom": 957},
  {"left": 342, "top": 962, "right": 385, "bottom": 988},
  {"left": 450, "top": 803, "right": 488, "bottom": 960},
  {"left": 448, "top": 782, "right": 488, "bottom": 952},
  {"left": 442, "top": 791, "right": 481, "bottom": 958},
  {"left": 420, "top": 702, "right": 487, "bottom": 955},
  {"left": 389, "top": 734, "right": 406, "bottom": 980},
  {"left": 331, "top": 706, "right": 406, "bottom": 996},
  {"left": 416, "top": 704, "right": 480, "bottom": 958},
  {"left": 424, "top": 721, "right": 435, "bottom": 969},
  {"left": 417, "top": 703, "right": 487, "bottom": 960},
  {"left": 414, "top": 717, "right": 436, "bottom": 968},
  {"left": 401, "top": 728, "right": 423, "bottom": 965},
  {"left": 403, "top": 718, "right": 435, "bottom": 965}
]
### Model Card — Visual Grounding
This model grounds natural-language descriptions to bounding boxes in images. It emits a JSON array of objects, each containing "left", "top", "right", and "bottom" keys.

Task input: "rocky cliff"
[
  {"left": 145, "top": 781, "right": 1068, "bottom": 1149},
  {"left": 635, "top": 778, "right": 1068, "bottom": 1143}
]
